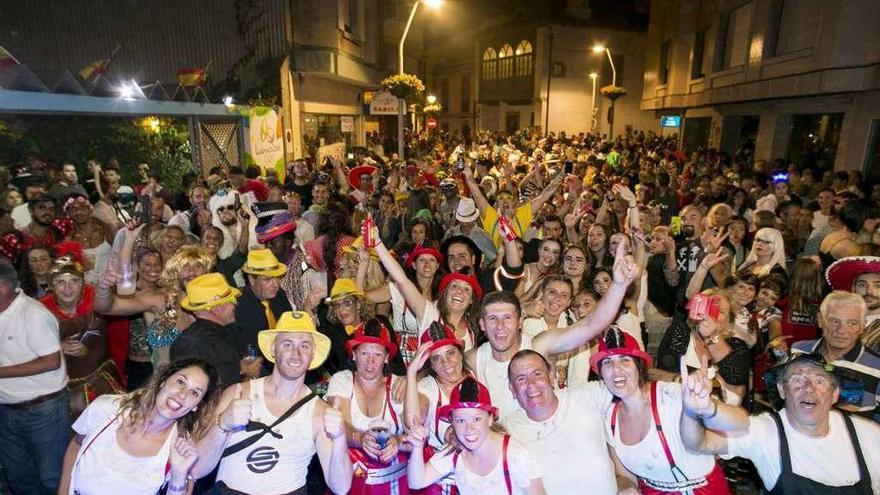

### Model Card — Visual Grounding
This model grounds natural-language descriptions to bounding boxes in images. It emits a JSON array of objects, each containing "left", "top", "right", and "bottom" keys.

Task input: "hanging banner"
[
  {"left": 245, "top": 106, "right": 285, "bottom": 180},
  {"left": 370, "top": 91, "right": 400, "bottom": 115}
]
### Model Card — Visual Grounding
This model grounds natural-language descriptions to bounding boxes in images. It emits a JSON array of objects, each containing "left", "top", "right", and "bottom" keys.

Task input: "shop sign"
[
  {"left": 370, "top": 91, "right": 401, "bottom": 115},
  {"left": 341, "top": 116, "right": 354, "bottom": 132}
]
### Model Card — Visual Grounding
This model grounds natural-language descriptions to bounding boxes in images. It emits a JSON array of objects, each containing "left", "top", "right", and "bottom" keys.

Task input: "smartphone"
[
  {"left": 347, "top": 153, "right": 354, "bottom": 159},
  {"left": 456, "top": 159, "right": 465, "bottom": 171},
  {"left": 687, "top": 294, "right": 721, "bottom": 322},
  {"left": 233, "top": 193, "right": 241, "bottom": 214},
  {"left": 631, "top": 227, "right": 652, "bottom": 245},
  {"left": 564, "top": 160, "right": 574, "bottom": 175}
]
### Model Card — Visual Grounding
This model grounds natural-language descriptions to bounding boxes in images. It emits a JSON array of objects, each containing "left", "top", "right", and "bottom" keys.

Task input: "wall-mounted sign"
[
  {"left": 370, "top": 91, "right": 401, "bottom": 115},
  {"left": 660, "top": 115, "right": 682, "bottom": 127}
]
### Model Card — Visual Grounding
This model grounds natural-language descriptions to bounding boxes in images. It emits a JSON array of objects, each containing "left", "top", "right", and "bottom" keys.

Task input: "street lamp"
[
  {"left": 589, "top": 72, "right": 598, "bottom": 133},
  {"left": 397, "top": 0, "right": 442, "bottom": 160},
  {"left": 591, "top": 44, "right": 616, "bottom": 87},
  {"left": 426, "top": 94, "right": 437, "bottom": 105}
]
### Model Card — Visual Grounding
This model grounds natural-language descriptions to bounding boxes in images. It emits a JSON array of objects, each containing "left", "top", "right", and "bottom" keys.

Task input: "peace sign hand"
[
  {"left": 680, "top": 354, "right": 715, "bottom": 417},
  {"left": 700, "top": 250, "right": 731, "bottom": 270},
  {"left": 703, "top": 228, "right": 729, "bottom": 254}
]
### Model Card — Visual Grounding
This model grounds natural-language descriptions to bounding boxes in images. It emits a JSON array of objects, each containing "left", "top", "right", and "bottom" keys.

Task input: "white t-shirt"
[
  {"left": 723, "top": 409, "right": 880, "bottom": 493},
  {"left": 71, "top": 395, "right": 176, "bottom": 495},
  {"left": 605, "top": 381, "right": 717, "bottom": 485},
  {"left": 521, "top": 315, "right": 591, "bottom": 387},
  {"left": 429, "top": 436, "right": 541, "bottom": 495},
  {"left": 502, "top": 383, "right": 616, "bottom": 495},
  {"left": 474, "top": 334, "right": 534, "bottom": 419},
  {"left": 0, "top": 290, "right": 67, "bottom": 403}
]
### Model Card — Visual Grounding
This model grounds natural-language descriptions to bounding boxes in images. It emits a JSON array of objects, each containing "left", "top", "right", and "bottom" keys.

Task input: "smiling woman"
[{"left": 58, "top": 358, "right": 221, "bottom": 495}]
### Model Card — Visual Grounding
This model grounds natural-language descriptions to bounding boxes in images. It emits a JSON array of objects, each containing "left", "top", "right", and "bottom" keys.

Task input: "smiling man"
[
  {"left": 680, "top": 352, "right": 880, "bottom": 493},
  {"left": 194, "top": 311, "right": 352, "bottom": 495},
  {"left": 790, "top": 291, "right": 880, "bottom": 416},
  {"left": 502, "top": 350, "right": 631, "bottom": 495}
]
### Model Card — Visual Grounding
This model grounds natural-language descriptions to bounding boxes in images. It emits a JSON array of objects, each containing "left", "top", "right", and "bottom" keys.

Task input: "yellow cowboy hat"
[
  {"left": 242, "top": 249, "right": 287, "bottom": 278},
  {"left": 342, "top": 236, "right": 379, "bottom": 261},
  {"left": 325, "top": 278, "right": 365, "bottom": 303},
  {"left": 257, "top": 311, "right": 331, "bottom": 369},
  {"left": 180, "top": 273, "right": 241, "bottom": 311}
]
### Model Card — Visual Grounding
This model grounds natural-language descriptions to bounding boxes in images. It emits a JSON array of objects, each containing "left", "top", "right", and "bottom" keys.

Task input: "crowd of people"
[{"left": 0, "top": 127, "right": 879, "bottom": 495}]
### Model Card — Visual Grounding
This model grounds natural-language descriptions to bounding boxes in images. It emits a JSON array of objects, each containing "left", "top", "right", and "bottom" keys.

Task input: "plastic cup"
[{"left": 117, "top": 263, "right": 137, "bottom": 296}]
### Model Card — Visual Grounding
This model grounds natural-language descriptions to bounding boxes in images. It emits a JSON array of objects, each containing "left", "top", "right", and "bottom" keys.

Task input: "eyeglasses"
[
  {"left": 786, "top": 373, "right": 833, "bottom": 389},
  {"left": 332, "top": 298, "right": 356, "bottom": 309}
]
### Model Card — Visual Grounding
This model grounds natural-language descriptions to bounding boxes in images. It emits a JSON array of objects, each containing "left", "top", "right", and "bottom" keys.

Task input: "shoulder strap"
[
  {"left": 221, "top": 392, "right": 316, "bottom": 459},
  {"left": 384, "top": 374, "right": 400, "bottom": 430},
  {"left": 610, "top": 400, "right": 620, "bottom": 436},
  {"left": 770, "top": 410, "right": 793, "bottom": 478},
  {"left": 502, "top": 434, "right": 512, "bottom": 495},
  {"left": 840, "top": 412, "right": 872, "bottom": 488},
  {"left": 649, "top": 381, "right": 690, "bottom": 483}
]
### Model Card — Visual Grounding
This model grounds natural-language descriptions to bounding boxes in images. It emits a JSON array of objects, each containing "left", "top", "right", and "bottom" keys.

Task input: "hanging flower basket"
[
  {"left": 381, "top": 73, "right": 425, "bottom": 104},
  {"left": 600, "top": 85, "right": 627, "bottom": 101},
  {"left": 423, "top": 103, "right": 443, "bottom": 114}
]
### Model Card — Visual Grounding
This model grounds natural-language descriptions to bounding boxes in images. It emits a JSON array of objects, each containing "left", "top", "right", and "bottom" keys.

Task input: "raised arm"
[
  {"left": 685, "top": 250, "right": 730, "bottom": 300},
  {"left": 679, "top": 356, "right": 750, "bottom": 455},
  {"left": 314, "top": 400, "right": 353, "bottom": 495},
  {"left": 528, "top": 168, "right": 565, "bottom": 214},
  {"left": 462, "top": 163, "right": 491, "bottom": 216},
  {"left": 533, "top": 243, "right": 638, "bottom": 356},
  {"left": 93, "top": 264, "right": 167, "bottom": 316},
  {"left": 405, "top": 425, "right": 445, "bottom": 489},
  {"left": 372, "top": 230, "right": 429, "bottom": 321},
  {"left": 404, "top": 344, "right": 432, "bottom": 429}
]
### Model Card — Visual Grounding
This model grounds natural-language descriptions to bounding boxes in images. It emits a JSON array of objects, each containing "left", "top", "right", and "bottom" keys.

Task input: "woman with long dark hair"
[{"left": 59, "top": 358, "right": 222, "bottom": 495}]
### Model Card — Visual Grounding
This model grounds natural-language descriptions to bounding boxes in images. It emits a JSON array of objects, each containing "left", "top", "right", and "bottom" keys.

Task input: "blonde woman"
[
  {"left": 736, "top": 227, "right": 788, "bottom": 280},
  {"left": 95, "top": 245, "right": 215, "bottom": 367}
]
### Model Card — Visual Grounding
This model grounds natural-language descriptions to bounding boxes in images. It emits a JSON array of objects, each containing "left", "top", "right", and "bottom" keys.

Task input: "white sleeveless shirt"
[{"left": 216, "top": 378, "right": 318, "bottom": 494}]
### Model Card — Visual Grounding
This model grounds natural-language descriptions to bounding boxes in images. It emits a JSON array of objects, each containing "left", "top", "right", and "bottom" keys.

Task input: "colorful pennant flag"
[
  {"left": 177, "top": 68, "right": 206, "bottom": 87},
  {"left": 0, "top": 45, "right": 20, "bottom": 68},
  {"left": 79, "top": 58, "right": 111, "bottom": 80}
]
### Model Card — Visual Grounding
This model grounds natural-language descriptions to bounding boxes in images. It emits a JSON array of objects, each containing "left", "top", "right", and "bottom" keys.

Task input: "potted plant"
[
  {"left": 381, "top": 73, "right": 426, "bottom": 104},
  {"left": 599, "top": 85, "right": 627, "bottom": 101}
]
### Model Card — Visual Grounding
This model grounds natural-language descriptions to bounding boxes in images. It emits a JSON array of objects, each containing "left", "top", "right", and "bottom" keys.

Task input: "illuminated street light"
[
  {"left": 117, "top": 83, "right": 135, "bottom": 100},
  {"left": 222, "top": 95, "right": 234, "bottom": 106},
  {"left": 591, "top": 44, "right": 616, "bottom": 87},
  {"left": 426, "top": 94, "right": 437, "bottom": 105},
  {"left": 397, "top": 0, "right": 442, "bottom": 159}
]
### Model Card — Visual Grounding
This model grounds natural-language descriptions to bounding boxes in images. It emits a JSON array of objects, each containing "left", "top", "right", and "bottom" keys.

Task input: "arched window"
[
  {"left": 498, "top": 44, "right": 514, "bottom": 78},
  {"left": 515, "top": 40, "right": 533, "bottom": 77},
  {"left": 482, "top": 47, "right": 497, "bottom": 80}
]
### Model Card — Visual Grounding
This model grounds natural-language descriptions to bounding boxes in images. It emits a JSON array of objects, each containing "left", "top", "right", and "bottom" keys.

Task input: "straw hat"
[
  {"left": 257, "top": 311, "right": 331, "bottom": 369},
  {"left": 242, "top": 249, "right": 287, "bottom": 278},
  {"left": 181, "top": 273, "right": 242, "bottom": 311}
]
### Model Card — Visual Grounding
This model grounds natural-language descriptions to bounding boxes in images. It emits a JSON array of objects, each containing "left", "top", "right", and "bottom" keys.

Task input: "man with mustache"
[
  {"left": 0, "top": 193, "right": 74, "bottom": 267},
  {"left": 826, "top": 256, "right": 880, "bottom": 354},
  {"left": 790, "top": 291, "right": 880, "bottom": 418}
]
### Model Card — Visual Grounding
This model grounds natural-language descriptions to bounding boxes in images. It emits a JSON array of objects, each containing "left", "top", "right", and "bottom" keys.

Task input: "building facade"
[
  {"left": 641, "top": 0, "right": 880, "bottom": 177},
  {"left": 426, "top": 3, "right": 659, "bottom": 138}
]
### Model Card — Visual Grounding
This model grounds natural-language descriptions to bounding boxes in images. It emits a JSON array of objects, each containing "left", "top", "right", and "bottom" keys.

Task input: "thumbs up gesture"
[
  {"left": 219, "top": 383, "right": 252, "bottom": 432},
  {"left": 323, "top": 403, "right": 345, "bottom": 440},
  {"left": 680, "top": 355, "right": 715, "bottom": 417}
]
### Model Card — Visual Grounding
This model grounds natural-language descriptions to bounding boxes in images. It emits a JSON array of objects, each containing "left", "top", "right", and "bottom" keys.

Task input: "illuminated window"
[
  {"left": 514, "top": 40, "right": 533, "bottom": 77},
  {"left": 482, "top": 47, "right": 498, "bottom": 80},
  {"left": 498, "top": 44, "right": 514, "bottom": 78}
]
